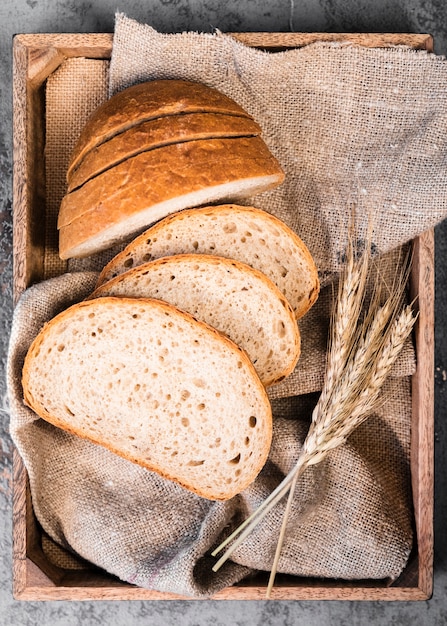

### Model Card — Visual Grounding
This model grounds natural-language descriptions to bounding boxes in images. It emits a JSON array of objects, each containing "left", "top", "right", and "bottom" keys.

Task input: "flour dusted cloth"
[
  {"left": 110, "top": 14, "right": 447, "bottom": 275},
  {"left": 8, "top": 273, "right": 414, "bottom": 597}
]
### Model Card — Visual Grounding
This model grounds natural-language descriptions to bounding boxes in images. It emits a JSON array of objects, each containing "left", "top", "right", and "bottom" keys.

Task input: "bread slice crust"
[
  {"left": 91, "top": 254, "right": 301, "bottom": 387},
  {"left": 98, "top": 204, "right": 320, "bottom": 319},
  {"left": 22, "top": 297, "right": 272, "bottom": 501},
  {"left": 68, "top": 79, "right": 255, "bottom": 178}
]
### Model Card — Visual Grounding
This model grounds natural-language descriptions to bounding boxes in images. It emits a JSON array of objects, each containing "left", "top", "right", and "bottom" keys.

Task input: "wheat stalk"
[{"left": 212, "top": 238, "right": 416, "bottom": 598}]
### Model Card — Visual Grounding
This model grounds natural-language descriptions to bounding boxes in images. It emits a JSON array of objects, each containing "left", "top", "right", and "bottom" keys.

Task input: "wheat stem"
[
  {"left": 266, "top": 467, "right": 301, "bottom": 598},
  {"left": 211, "top": 452, "right": 312, "bottom": 568}
]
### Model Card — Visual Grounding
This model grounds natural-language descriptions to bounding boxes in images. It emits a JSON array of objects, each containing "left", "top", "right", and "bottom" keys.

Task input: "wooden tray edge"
[{"left": 12, "top": 31, "right": 435, "bottom": 602}]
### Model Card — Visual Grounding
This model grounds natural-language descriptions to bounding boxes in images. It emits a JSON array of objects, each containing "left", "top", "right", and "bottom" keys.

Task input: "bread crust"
[
  {"left": 91, "top": 253, "right": 301, "bottom": 386},
  {"left": 58, "top": 137, "right": 284, "bottom": 258},
  {"left": 22, "top": 297, "right": 272, "bottom": 501},
  {"left": 68, "top": 79, "right": 254, "bottom": 178},
  {"left": 97, "top": 204, "right": 320, "bottom": 319},
  {"left": 68, "top": 112, "right": 262, "bottom": 192}
]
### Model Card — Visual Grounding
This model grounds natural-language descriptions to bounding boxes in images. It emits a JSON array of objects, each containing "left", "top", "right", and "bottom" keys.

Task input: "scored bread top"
[
  {"left": 90, "top": 254, "right": 301, "bottom": 387},
  {"left": 67, "top": 112, "right": 262, "bottom": 192},
  {"left": 67, "top": 79, "right": 254, "bottom": 179},
  {"left": 98, "top": 204, "right": 320, "bottom": 320},
  {"left": 58, "top": 137, "right": 285, "bottom": 259},
  {"left": 22, "top": 297, "right": 272, "bottom": 501}
]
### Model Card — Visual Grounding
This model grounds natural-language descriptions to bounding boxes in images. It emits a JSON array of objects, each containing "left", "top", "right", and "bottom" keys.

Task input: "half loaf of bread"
[
  {"left": 67, "top": 79, "right": 255, "bottom": 179},
  {"left": 90, "top": 254, "right": 300, "bottom": 387},
  {"left": 58, "top": 137, "right": 285, "bottom": 259},
  {"left": 22, "top": 297, "right": 272, "bottom": 500},
  {"left": 67, "top": 112, "right": 262, "bottom": 192},
  {"left": 97, "top": 204, "right": 320, "bottom": 320}
]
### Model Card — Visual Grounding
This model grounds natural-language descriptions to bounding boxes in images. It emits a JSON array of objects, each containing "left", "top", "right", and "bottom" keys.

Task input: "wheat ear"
[{"left": 212, "top": 241, "right": 416, "bottom": 599}]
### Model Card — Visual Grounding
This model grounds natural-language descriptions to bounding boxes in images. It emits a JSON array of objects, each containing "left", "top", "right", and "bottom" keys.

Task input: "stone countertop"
[{"left": 1, "top": 2, "right": 447, "bottom": 625}]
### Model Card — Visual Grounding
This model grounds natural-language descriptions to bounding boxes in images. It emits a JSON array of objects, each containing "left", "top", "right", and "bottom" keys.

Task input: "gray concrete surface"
[{"left": 1, "top": 1, "right": 447, "bottom": 624}]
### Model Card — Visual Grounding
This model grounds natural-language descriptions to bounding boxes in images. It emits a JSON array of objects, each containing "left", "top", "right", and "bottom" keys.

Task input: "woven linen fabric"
[
  {"left": 110, "top": 14, "right": 447, "bottom": 274},
  {"left": 8, "top": 274, "right": 413, "bottom": 596},
  {"left": 44, "top": 58, "right": 110, "bottom": 278}
]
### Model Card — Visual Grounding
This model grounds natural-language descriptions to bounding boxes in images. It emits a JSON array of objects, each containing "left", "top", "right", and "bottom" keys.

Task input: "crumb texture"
[
  {"left": 22, "top": 297, "right": 272, "bottom": 500},
  {"left": 92, "top": 254, "right": 300, "bottom": 386},
  {"left": 98, "top": 204, "right": 319, "bottom": 319}
]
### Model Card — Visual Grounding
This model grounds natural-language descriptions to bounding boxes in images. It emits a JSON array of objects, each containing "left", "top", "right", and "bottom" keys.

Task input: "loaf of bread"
[
  {"left": 22, "top": 297, "right": 272, "bottom": 500},
  {"left": 67, "top": 112, "right": 262, "bottom": 192},
  {"left": 67, "top": 79, "right": 255, "bottom": 179},
  {"left": 58, "top": 137, "right": 284, "bottom": 259},
  {"left": 59, "top": 79, "right": 285, "bottom": 260},
  {"left": 90, "top": 254, "right": 301, "bottom": 387},
  {"left": 97, "top": 204, "right": 320, "bottom": 320}
]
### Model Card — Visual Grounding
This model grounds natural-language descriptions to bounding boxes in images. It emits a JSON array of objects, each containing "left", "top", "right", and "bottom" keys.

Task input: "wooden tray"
[{"left": 12, "top": 32, "right": 434, "bottom": 601}]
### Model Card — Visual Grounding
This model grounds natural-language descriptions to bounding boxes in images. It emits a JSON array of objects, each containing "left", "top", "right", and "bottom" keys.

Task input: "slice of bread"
[
  {"left": 22, "top": 297, "right": 272, "bottom": 501},
  {"left": 67, "top": 112, "right": 262, "bottom": 192},
  {"left": 91, "top": 254, "right": 301, "bottom": 387},
  {"left": 67, "top": 79, "right": 254, "bottom": 179},
  {"left": 58, "top": 137, "right": 284, "bottom": 259},
  {"left": 97, "top": 205, "right": 319, "bottom": 320}
]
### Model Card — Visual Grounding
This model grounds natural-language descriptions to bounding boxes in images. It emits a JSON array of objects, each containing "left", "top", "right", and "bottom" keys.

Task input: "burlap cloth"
[{"left": 7, "top": 13, "right": 447, "bottom": 597}]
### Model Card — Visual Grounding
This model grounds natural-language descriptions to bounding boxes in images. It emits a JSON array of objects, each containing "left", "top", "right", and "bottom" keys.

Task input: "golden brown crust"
[
  {"left": 68, "top": 112, "right": 262, "bottom": 192},
  {"left": 22, "top": 297, "right": 273, "bottom": 501},
  {"left": 60, "top": 137, "right": 283, "bottom": 229},
  {"left": 67, "top": 80, "right": 254, "bottom": 178},
  {"left": 58, "top": 137, "right": 284, "bottom": 258}
]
